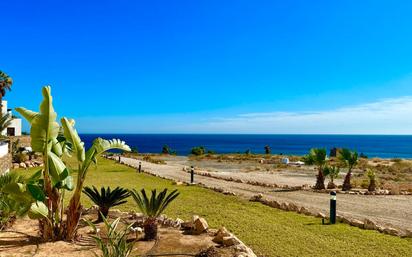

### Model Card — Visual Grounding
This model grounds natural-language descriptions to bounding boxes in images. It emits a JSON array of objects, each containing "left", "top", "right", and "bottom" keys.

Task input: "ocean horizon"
[{"left": 80, "top": 134, "right": 412, "bottom": 159}]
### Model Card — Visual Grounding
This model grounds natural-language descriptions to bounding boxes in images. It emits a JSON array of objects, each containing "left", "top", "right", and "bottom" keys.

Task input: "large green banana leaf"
[
  {"left": 61, "top": 117, "right": 85, "bottom": 162},
  {"left": 28, "top": 201, "right": 49, "bottom": 220},
  {"left": 16, "top": 86, "right": 60, "bottom": 153}
]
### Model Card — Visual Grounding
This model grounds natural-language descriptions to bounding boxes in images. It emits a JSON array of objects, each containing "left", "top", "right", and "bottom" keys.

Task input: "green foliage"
[
  {"left": 86, "top": 216, "right": 134, "bottom": 257},
  {"left": 303, "top": 148, "right": 328, "bottom": 189},
  {"left": 191, "top": 146, "right": 205, "bottom": 156},
  {"left": 130, "top": 188, "right": 179, "bottom": 218},
  {"left": 245, "top": 149, "right": 252, "bottom": 155},
  {"left": 83, "top": 186, "right": 130, "bottom": 221},
  {"left": 323, "top": 166, "right": 340, "bottom": 181},
  {"left": 14, "top": 86, "right": 131, "bottom": 240},
  {"left": 15, "top": 158, "right": 412, "bottom": 256},
  {"left": 302, "top": 148, "right": 327, "bottom": 167},
  {"left": 338, "top": 149, "right": 359, "bottom": 171},
  {"left": 0, "top": 173, "right": 30, "bottom": 229},
  {"left": 0, "top": 70, "right": 13, "bottom": 98}
]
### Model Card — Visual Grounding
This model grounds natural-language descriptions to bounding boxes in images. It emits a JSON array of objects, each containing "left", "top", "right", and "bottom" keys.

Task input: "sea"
[{"left": 79, "top": 134, "right": 412, "bottom": 159}]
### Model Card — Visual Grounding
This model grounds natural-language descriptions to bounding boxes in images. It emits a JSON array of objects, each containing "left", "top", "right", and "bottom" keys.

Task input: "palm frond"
[{"left": 130, "top": 188, "right": 179, "bottom": 218}]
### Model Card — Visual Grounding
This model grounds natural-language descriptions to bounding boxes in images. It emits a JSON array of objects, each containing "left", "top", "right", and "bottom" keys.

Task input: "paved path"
[{"left": 119, "top": 157, "right": 412, "bottom": 231}]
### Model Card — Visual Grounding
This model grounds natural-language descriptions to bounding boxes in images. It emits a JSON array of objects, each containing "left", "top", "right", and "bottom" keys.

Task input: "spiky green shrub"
[
  {"left": 367, "top": 169, "right": 377, "bottom": 192},
  {"left": 87, "top": 216, "right": 134, "bottom": 257},
  {"left": 83, "top": 186, "right": 130, "bottom": 222},
  {"left": 130, "top": 189, "right": 179, "bottom": 240}
]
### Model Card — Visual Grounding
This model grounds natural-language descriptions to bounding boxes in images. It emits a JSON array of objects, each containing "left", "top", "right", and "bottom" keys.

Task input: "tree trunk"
[
  {"left": 314, "top": 167, "right": 325, "bottom": 190},
  {"left": 143, "top": 218, "right": 158, "bottom": 241},
  {"left": 97, "top": 207, "right": 109, "bottom": 223},
  {"left": 64, "top": 191, "right": 82, "bottom": 240},
  {"left": 368, "top": 179, "right": 376, "bottom": 192},
  {"left": 327, "top": 181, "right": 336, "bottom": 189},
  {"left": 342, "top": 170, "right": 352, "bottom": 191}
]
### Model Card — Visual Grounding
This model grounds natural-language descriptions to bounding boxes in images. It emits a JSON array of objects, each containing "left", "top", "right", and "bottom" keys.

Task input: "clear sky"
[{"left": 2, "top": 1, "right": 412, "bottom": 134}]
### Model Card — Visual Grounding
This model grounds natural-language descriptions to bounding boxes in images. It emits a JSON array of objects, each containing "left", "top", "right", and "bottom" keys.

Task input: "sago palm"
[
  {"left": 130, "top": 188, "right": 179, "bottom": 240},
  {"left": 338, "top": 148, "right": 358, "bottom": 191},
  {"left": 303, "top": 148, "right": 327, "bottom": 189},
  {"left": 83, "top": 186, "right": 130, "bottom": 222}
]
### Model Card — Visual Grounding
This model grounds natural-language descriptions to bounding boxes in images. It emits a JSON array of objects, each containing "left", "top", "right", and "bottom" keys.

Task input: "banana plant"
[
  {"left": 15, "top": 86, "right": 130, "bottom": 241},
  {"left": 16, "top": 86, "right": 73, "bottom": 240},
  {"left": 61, "top": 117, "right": 130, "bottom": 240}
]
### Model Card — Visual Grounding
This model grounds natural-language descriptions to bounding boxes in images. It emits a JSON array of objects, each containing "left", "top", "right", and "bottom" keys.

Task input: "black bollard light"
[
  {"left": 118, "top": 155, "right": 121, "bottom": 163},
  {"left": 330, "top": 191, "right": 336, "bottom": 224},
  {"left": 190, "top": 166, "right": 194, "bottom": 184},
  {"left": 138, "top": 162, "right": 142, "bottom": 173}
]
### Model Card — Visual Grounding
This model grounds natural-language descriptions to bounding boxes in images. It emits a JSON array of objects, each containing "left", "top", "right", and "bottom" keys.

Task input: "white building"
[{"left": 1, "top": 100, "right": 22, "bottom": 136}]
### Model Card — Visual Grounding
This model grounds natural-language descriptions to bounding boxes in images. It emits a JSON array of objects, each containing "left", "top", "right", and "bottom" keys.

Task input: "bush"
[
  {"left": 87, "top": 217, "right": 134, "bottom": 257},
  {"left": 191, "top": 146, "right": 205, "bottom": 156},
  {"left": 82, "top": 186, "right": 130, "bottom": 222},
  {"left": 161, "top": 145, "right": 176, "bottom": 155}
]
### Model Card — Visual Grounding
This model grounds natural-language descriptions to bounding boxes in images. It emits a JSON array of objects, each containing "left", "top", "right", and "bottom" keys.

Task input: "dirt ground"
[
  {"left": 120, "top": 156, "right": 412, "bottom": 231},
  {"left": 0, "top": 217, "right": 233, "bottom": 257}
]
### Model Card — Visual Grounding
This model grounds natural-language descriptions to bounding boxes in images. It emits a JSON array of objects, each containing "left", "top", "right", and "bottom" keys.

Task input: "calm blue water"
[{"left": 80, "top": 134, "right": 412, "bottom": 159}]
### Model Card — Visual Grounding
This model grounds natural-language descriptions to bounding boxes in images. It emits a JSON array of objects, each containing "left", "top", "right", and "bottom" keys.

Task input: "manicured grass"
[{"left": 15, "top": 158, "right": 412, "bottom": 257}]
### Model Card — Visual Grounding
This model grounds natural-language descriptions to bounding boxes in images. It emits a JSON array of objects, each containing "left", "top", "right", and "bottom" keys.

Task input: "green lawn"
[{"left": 15, "top": 158, "right": 412, "bottom": 257}]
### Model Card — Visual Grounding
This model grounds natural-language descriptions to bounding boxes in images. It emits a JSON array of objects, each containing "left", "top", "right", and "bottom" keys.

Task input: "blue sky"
[{"left": 2, "top": 1, "right": 412, "bottom": 134}]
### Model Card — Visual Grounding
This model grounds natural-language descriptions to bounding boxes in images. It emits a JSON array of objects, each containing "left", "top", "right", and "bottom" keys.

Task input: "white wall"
[
  {"left": 1, "top": 100, "right": 7, "bottom": 115},
  {"left": 1, "top": 100, "right": 22, "bottom": 136},
  {"left": 0, "top": 142, "right": 9, "bottom": 158},
  {"left": 9, "top": 118, "right": 22, "bottom": 136}
]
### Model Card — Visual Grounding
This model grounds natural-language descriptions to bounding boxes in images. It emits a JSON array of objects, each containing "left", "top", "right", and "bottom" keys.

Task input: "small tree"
[
  {"left": 130, "top": 188, "right": 179, "bottom": 240},
  {"left": 339, "top": 148, "right": 358, "bottom": 191},
  {"left": 367, "top": 169, "right": 377, "bottom": 192},
  {"left": 191, "top": 146, "right": 205, "bottom": 156},
  {"left": 303, "top": 148, "right": 327, "bottom": 189},
  {"left": 162, "top": 145, "right": 171, "bottom": 154},
  {"left": 323, "top": 165, "right": 340, "bottom": 189},
  {"left": 264, "top": 145, "right": 271, "bottom": 155}
]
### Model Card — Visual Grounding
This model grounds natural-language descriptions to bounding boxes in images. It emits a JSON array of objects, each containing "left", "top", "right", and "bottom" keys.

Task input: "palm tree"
[
  {"left": 338, "top": 148, "right": 358, "bottom": 191},
  {"left": 130, "top": 188, "right": 179, "bottom": 240},
  {"left": 0, "top": 113, "right": 12, "bottom": 138},
  {"left": 303, "top": 148, "right": 327, "bottom": 189},
  {"left": 83, "top": 186, "right": 130, "bottom": 222},
  {"left": 0, "top": 71, "right": 13, "bottom": 112}
]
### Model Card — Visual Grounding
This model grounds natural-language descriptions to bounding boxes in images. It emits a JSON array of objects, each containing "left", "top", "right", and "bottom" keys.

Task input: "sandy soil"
[
  {"left": 0, "top": 217, "right": 231, "bottom": 257},
  {"left": 120, "top": 156, "right": 412, "bottom": 231}
]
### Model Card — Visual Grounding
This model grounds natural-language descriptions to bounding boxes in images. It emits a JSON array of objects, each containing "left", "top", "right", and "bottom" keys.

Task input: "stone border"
[
  {"left": 107, "top": 156, "right": 412, "bottom": 239},
  {"left": 249, "top": 194, "right": 412, "bottom": 238}
]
